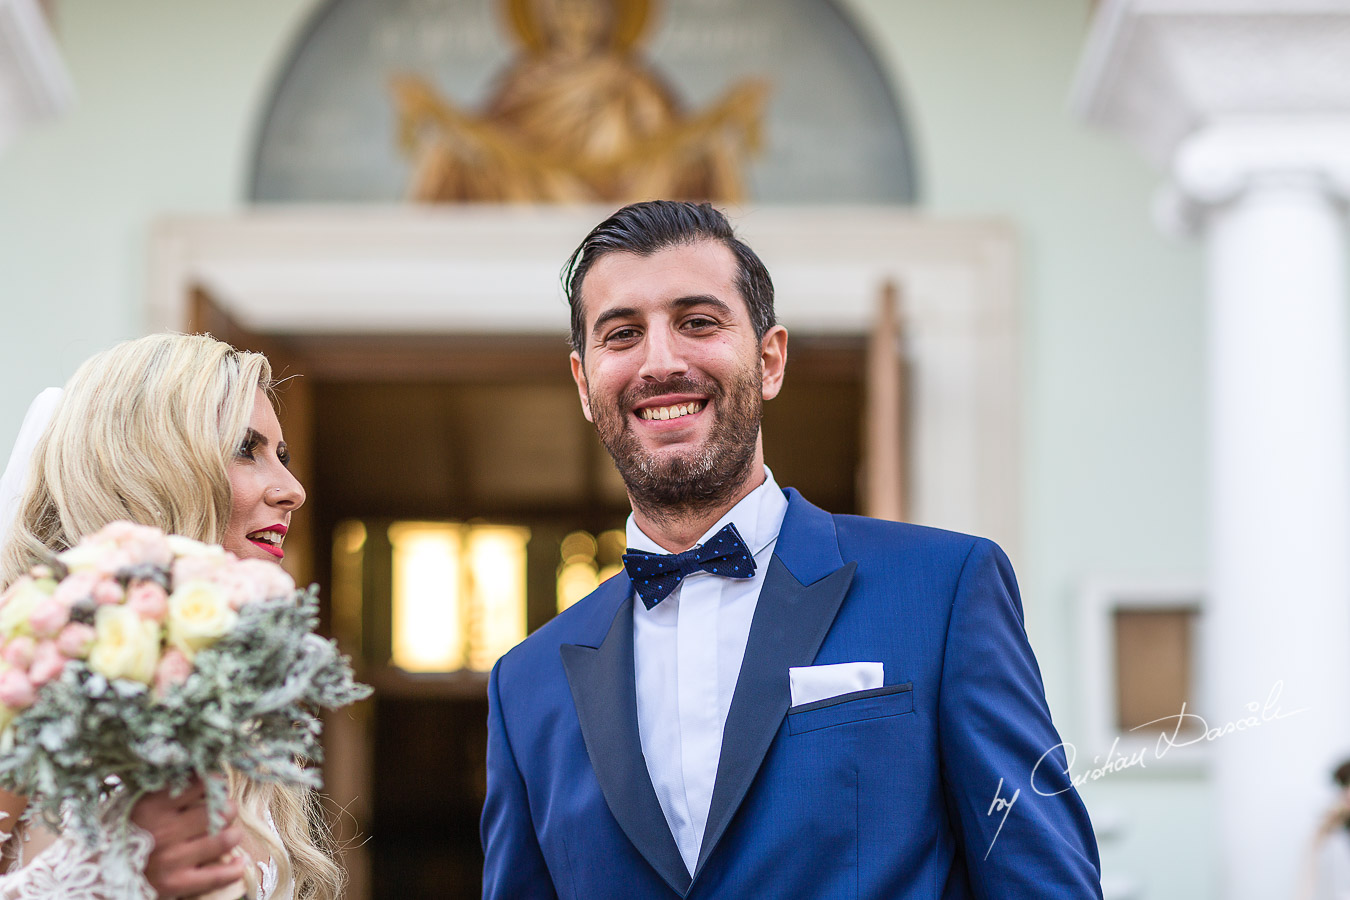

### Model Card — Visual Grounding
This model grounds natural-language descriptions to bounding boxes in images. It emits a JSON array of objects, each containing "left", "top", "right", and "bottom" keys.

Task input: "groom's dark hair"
[{"left": 562, "top": 200, "right": 776, "bottom": 360}]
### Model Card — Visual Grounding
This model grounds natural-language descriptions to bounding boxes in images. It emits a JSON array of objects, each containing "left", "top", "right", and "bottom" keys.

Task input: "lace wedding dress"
[
  {"left": 0, "top": 823, "right": 156, "bottom": 900},
  {"left": 0, "top": 813, "right": 291, "bottom": 899}
]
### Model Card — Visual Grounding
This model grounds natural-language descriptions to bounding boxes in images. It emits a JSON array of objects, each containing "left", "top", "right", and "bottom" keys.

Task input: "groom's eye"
[{"left": 606, "top": 327, "right": 641, "bottom": 345}]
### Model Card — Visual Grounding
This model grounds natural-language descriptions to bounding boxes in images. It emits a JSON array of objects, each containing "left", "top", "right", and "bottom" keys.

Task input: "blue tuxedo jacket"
[{"left": 481, "top": 490, "right": 1102, "bottom": 899}]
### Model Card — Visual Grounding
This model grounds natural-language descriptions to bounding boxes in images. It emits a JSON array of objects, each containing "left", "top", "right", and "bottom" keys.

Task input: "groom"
[{"left": 481, "top": 201, "right": 1102, "bottom": 898}]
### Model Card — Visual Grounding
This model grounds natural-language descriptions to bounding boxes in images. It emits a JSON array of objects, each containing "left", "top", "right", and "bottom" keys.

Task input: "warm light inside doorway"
[
  {"left": 464, "top": 526, "right": 530, "bottom": 671},
  {"left": 555, "top": 528, "right": 625, "bottom": 613},
  {"left": 388, "top": 521, "right": 530, "bottom": 673}
]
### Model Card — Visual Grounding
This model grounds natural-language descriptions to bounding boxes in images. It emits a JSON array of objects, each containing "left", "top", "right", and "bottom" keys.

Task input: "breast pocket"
[{"left": 787, "top": 682, "right": 914, "bottom": 735}]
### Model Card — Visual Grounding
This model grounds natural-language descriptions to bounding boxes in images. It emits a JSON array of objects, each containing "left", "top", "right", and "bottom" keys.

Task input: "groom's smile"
[
  {"left": 630, "top": 389, "right": 712, "bottom": 442},
  {"left": 635, "top": 398, "right": 707, "bottom": 422}
]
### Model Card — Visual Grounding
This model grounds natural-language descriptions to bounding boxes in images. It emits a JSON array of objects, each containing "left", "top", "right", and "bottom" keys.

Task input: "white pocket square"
[{"left": 788, "top": 661, "right": 884, "bottom": 707}]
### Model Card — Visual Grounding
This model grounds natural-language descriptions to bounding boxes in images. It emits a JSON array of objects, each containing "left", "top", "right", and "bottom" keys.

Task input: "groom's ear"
[
  {"left": 570, "top": 351, "right": 594, "bottom": 423},
  {"left": 760, "top": 325, "right": 788, "bottom": 401}
]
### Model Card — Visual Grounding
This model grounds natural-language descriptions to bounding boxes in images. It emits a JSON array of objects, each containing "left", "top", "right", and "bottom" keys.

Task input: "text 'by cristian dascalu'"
[
  {"left": 982, "top": 680, "right": 1306, "bottom": 858},
  {"left": 1033, "top": 680, "right": 1307, "bottom": 795}
]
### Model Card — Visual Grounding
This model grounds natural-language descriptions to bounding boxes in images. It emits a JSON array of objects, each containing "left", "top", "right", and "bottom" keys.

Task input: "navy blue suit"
[{"left": 481, "top": 489, "right": 1102, "bottom": 898}]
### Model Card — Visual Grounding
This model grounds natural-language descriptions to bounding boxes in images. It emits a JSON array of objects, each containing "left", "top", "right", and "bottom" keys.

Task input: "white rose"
[
  {"left": 166, "top": 581, "right": 237, "bottom": 660},
  {"left": 56, "top": 540, "right": 112, "bottom": 574},
  {"left": 88, "top": 606, "right": 162, "bottom": 685},
  {"left": 166, "top": 535, "right": 225, "bottom": 559},
  {"left": 0, "top": 577, "right": 56, "bottom": 640}
]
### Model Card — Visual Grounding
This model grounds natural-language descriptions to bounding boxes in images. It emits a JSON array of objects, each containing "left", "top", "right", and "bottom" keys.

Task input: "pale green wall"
[
  {"left": 0, "top": 0, "right": 1210, "bottom": 895},
  {"left": 0, "top": 0, "right": 314, "bottom": 440}
]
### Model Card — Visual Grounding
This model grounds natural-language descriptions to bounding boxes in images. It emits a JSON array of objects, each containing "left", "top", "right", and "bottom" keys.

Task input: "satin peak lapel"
[
  {"left": 695, "top": 551, "right": 857, "bottom": 876},
  {"left": 560, "top": 582, "right": 691, "bottom": 897}
]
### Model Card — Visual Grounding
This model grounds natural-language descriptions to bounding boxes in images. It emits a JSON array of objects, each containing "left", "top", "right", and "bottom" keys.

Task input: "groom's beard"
[{"left": 591, "top": 367, "right": 763, "bottom": 521}]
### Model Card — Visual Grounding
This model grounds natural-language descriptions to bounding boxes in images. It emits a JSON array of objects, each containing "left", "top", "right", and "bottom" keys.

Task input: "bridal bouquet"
[{"left": 0, "top": 521, "right": 370, "bottom": 891}]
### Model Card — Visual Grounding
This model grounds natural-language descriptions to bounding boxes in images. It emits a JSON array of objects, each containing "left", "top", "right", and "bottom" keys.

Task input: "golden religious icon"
[{"left": 391, "top": 0, "right": 770, "bottom": 204}]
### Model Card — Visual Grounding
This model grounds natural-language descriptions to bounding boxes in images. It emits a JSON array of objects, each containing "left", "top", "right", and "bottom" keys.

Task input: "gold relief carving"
[{"left": 391, "top": 0, "right": 769, "bottom": 204}]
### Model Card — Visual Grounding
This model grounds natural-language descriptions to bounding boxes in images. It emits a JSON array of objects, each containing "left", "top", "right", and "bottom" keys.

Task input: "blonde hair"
[
  {"left": 229, "top": 769, "right": 344, "bottom": 900},
  {"left": 1, "top": 332, "right": 264, "bottom": 584},
  {"left": 0, "top": 333, "right": 344, "bottom": 900}
]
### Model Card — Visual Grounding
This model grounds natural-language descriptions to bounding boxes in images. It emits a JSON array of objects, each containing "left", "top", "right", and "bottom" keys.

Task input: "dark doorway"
[{"left": 213, "top": 328, "right": 864, "bottom": 899}]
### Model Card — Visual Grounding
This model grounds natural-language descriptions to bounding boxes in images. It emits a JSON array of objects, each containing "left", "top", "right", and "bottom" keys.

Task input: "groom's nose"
[{"left": 638, "top": 323, "right": 690, "bottom": 383}]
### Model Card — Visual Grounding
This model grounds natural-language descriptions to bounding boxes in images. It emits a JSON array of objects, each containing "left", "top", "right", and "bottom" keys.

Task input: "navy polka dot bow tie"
[{"left": 622, "top": 522, "right": 758, "bottom": 610}]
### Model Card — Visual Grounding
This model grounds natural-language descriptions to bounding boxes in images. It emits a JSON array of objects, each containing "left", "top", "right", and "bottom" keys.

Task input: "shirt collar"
[{"left": 625, "top": 466, "right": 788, "bottom": 557}]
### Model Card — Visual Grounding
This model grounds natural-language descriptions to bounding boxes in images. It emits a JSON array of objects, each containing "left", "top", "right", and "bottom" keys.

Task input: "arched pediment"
[{"left": 249, "top": 0, "right": 918, "bottom": 205}]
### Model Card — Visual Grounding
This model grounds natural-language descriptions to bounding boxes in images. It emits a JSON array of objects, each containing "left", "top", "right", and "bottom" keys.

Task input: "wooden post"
[{"left": 862, "top": 279, "right": 907, "bottom": 521}]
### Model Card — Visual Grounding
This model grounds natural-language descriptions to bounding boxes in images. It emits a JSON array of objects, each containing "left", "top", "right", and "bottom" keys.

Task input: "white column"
[
  {"left": 1171, "top": 126, "right": 1350, "bottom": 899},
  {"left": 1073, "top": 3, "right": 1350, "bottom": 894}
]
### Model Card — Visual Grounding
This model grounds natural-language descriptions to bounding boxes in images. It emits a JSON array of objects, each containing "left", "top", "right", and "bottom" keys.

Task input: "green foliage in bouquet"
[
  {"left": 0, "top": 521, "right": 371, "bottom": 895},
  {"left": 0, "top": 587, "right": 370, "bottom": 837}
]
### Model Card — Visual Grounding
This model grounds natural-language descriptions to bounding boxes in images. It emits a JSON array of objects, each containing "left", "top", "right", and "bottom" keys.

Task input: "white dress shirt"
[{"left": 628, "top": 467, "right": 789, "bottom": 874}]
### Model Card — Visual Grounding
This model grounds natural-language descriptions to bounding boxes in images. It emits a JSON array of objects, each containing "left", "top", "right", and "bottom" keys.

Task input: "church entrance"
[
  {"left": 158, "top": 206, "right": 1014, "bottom": 897},
  {"left": 188, "top": 302, "right": 869, "bottom": 897}
]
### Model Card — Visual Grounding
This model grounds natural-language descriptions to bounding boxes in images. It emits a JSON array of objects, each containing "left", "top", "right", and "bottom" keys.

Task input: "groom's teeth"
[{"left": 639, "top": 401, "right": 705, "bottom": 421}]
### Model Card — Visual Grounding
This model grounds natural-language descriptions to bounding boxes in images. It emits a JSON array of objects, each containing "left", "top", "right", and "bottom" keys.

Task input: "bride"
[{"left": 0, "top": 333, "right": 344, "bottom": 899}]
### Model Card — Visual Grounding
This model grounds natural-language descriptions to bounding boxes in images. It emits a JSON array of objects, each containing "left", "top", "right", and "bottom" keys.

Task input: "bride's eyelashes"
[{"left": 236, "top": 429, "right": 264, "bottom": 461}]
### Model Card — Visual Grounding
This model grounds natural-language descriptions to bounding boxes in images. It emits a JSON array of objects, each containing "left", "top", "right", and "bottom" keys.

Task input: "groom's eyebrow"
[
  {"left": 591, "top": 305, "right": 640, "bottom": 338},
  {"left": 590, "top": 295, "right": 735, "bottom": 338},
  {"left": 671, "top": 295, "right": 733, "bottom": 317}
]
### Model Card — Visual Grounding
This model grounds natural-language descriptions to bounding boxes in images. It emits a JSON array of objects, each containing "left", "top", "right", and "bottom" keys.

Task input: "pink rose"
[
  {"left": 98, "top": 521, "right": 174, "bottom": 569},
  {"left": 97, "top": 549, "right": 134, "bottom": 577},
  {"left": 55, "top": 623, "right": 95, "bottom": 659},
  {"left": 98, "top": 521, "right": 140, "bottom": 543},
  {"left": 153, "top": 649, "right": 192, "bottom": 696},
  {"left": 0, "top": 668, "right": 36, "bottom": 709},
  {"left": 28, "top": 641, "right": 66, "bottom": 687},
  {"left": 27, "top": 596, "right": 71, "bottom": 638},
  {"left": 125, "top": 533, "right": 173, "bottom": 570},
  {"left": 172, "top": 555, "right": 227, "bottom": 586},
  {"left": 1, "top": 637, "right": 35, "bottom": 670},
  {"left": 224, "top": 560, "right": 297, "bottom": 609},
  {"left": 126, "top": 581, "right": 168, "bottom": 622},
  {"left": 52, "top": 571, "right": 98, "bottom": 607},
  {"left": 91, "top": 579, "right": 124, "bottom": 606}
]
